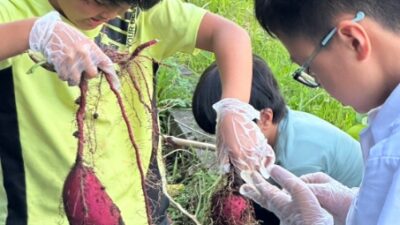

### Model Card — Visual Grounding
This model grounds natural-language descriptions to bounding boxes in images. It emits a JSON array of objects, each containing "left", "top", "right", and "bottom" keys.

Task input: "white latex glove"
[
  {"left": 240, "top": 165, "right": 334, "bottom": 225},
  {"left": 212, "top": 98, "right": 275, "bottom": 177},
  {"left": 300, "top": 172, "right": 358, "bottom": 225},
  {"left": 29, "top": 11, "right": 119, "bottom": 88}
]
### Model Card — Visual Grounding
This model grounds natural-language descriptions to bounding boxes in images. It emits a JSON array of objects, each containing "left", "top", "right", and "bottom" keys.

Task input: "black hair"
[
  {"left": 98, "top": 0, "right": 160, "bottom": 10},
  {"left": 137, "top": 0, "right": 161, "bottom": 10},
  {"left": 254, "top": 0, "right": 400, "bottom": 43},
  {"left": 192, "top": 55, "right": 287, "bottom": 134}
]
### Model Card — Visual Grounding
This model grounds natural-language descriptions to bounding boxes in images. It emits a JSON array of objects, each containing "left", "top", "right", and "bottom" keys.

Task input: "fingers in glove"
[
  {"left": 67, "top": 71, "right": 80, "bottom": 86},
  {"left": 216, "top": 121, "right": 274, "bottom": 172},
  {"left": 241, "top": 170, "right": 264, "bottom": 186},
  {"left": 56, "top": 64, "right": 69, "bottom": 82},
  {"left": 98, "top": 61, "right": 120, "bottom": 90},
  {"left": 63, "top": 45, "right": 98, "bottom": 86},
  {"left": 66, "top": 57, "right": 83, "bottom": 86},
  {"left": 270, "top": 165, "right": 304, "bottom": 193},
  {"left": 271, "top": 165, "right": 321, "bottom": 209},
  {"left": 300, "top": 172, "right": 332, "bottom": 184},
  {"left": 259, "top": 157, "right": 274, "bottom": 179},
  {"left": 213, "top": 98, "right": 276, "bottom": 177},
  {"left": 218, "top": 155, "right": 231, "bottom": 174},
  {"left": 51, "top": 46, "right": 82, "bottom": 86},
  {"left": 239, "top": 184, "right": 264, "bottom": 207},
  {"left": 240, "top": 170, "right": 290, "bottom": 213},
  {"left": 88, "top": 43, "right": 120, "bottom": 90},
  {"left": 80, "top": 45, "right": 99, "bottom": 79},
  {"left": 241, "top": 170, "right": 290, "bottom": 205}
]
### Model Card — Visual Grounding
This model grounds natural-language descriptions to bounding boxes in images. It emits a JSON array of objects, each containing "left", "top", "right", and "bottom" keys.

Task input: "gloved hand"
[
  {"left": 29, "top": 11, "right": 119, "bottom": 88},
  {"left": 212, "top": 98, "right": 275, "bottom": 177},
  {"left": 300, "top": 172, "right": 358, "bottom": 225},
  {"left": 240, "top": 165, "right": 334, "bottom": 225}
]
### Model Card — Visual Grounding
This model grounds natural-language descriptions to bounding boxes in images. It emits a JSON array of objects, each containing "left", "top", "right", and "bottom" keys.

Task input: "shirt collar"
[{"left": 368, "top": 83, "right": 400, "bottom": 142}]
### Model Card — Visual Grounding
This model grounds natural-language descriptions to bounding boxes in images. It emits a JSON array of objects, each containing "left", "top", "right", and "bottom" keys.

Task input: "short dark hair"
[
  {"left": 254, "top": 0, "right": 400, "bottom": 42},
  {"left": 192, "top": 55, "right": 287, "bottom": 134},
  {"left": 99, "top": 0, "right": 160, "bottom": 10}
]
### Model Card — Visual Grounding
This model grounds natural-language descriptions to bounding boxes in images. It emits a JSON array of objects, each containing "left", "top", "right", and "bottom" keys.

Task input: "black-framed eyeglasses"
[{"left": 291, "top": 11, "right": 366, "bottom": 88}]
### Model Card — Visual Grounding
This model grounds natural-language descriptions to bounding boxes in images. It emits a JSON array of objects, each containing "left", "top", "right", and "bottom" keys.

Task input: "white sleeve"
[{"left": 346, "top": 131, "right": 400, "bottom": 225}]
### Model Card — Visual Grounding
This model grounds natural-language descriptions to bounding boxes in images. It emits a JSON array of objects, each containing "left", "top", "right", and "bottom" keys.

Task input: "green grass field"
[{"left": 157, "top": 0, "right": 360, "bottom": 224}]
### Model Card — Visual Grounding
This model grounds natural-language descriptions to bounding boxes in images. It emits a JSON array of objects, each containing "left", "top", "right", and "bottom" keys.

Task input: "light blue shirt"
[
  {"left": 347, "top": 84, "right": 400, "bottom": 225},
  {"left": 275, "top": 109, "right": 363, "bottom": 188}
]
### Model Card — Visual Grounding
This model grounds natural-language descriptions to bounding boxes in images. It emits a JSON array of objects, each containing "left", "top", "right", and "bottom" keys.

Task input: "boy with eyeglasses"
[
  {"left": 0, "top": 0, "right": 270, "bottom": 224},
  {"left": 192, "top": 54, "right": 363, "bottom": 225},
  {"left": 240, "top": 1, "right": 400, "bottom": 225}
]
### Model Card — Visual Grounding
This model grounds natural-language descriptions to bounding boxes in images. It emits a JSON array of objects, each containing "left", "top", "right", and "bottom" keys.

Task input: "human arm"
[
  {"left": 240, "top": 165, "right": 334, "bottom": 225},
  {"left": 196, "top": 12, "right": 275, "bottom": 174},
  {"left": 0, "top": 19, "right": 35, "bottom": 60},
  {"left": 196, "top": 12, "right": 252, "bottom": 102}
]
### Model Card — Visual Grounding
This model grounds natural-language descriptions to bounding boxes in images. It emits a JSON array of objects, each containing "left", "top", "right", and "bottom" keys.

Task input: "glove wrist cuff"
[
  {"left": 29, "top": 11, "right": 62, "bottom": 53},
  {"left": 212, "top": 98, "right": 260, "bottom": 121}
]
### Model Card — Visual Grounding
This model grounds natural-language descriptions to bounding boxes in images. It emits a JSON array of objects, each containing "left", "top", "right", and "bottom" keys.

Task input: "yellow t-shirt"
[{"left": 0, "top": 0, "right": 206, "bottom": 224}]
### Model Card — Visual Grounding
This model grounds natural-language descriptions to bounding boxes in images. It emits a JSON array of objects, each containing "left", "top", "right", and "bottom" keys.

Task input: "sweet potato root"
[{"left": 62, "top": 77, "right": 124, "bottom": 225}]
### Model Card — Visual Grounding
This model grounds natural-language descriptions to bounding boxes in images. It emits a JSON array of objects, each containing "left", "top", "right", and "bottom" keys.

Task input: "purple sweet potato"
[
  {"left": 210, "top": 172, "right": 257, "bottom": 225},
  {"left": 211, "top": 188, "right": 256, "bottom": 225},
  {"left": 63, "top": 162, "right": 124, "bottom": 225}
]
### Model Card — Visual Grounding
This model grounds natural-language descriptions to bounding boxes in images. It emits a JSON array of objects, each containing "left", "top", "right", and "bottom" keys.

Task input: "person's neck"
[
  {"left": 369, "top": 23, "right": 400, "bottom": 89},
  {"left": 48, "top": 0, "right": 66, "bottom": 17},
  {"left": 266, "top": 123, "right": 278, "bottom": 150},
  {"left": 48, "top": 0, "right": 58, "bottom": 10}
]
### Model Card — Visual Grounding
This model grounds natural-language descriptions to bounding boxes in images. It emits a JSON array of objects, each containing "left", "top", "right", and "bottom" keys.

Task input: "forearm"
[
  {"left": 214, "top": 25, "right": 252, "bottom": 102},
  {"left": 0, "top": 18, "right": 36, "bottom": 60},
  {"left": 197, "top": 13, "right": 252, "bottom": 102}
]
